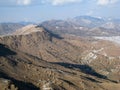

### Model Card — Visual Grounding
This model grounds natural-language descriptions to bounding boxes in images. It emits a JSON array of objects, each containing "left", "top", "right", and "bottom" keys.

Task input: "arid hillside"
[{"left": 0, "top": 25, "right": 120, "bottom": 90}]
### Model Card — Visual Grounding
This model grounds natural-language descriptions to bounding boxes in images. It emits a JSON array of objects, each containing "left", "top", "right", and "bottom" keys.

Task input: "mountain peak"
[{"left": 14, "top": 24, "right": 45, "bottom": 35}]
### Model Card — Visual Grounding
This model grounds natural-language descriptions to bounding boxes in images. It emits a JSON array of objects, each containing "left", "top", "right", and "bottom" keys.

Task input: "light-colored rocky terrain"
[
  {"left": 95, "top": 36, "right": 120, "bottom": 45},
  {"left": 0, "top": 25, "right": 120, "bottom": 90}
]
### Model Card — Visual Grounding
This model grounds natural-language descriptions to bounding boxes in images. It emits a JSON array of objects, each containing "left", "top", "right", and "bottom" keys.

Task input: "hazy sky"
[{"left": 0, "top": 0, "right": 120, "bottom": 22}]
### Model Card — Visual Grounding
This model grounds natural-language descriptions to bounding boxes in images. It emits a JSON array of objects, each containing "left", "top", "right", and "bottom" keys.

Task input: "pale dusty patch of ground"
[{"left": 100, "top": 83, "right": 120, "bottom": 90}]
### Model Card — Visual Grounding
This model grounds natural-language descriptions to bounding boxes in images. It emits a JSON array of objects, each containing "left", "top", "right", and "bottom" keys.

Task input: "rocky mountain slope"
[
  {"left": 64, "top": 35, "right": 120, "bottom": 81},
  {"left": 0, "top": 25, "right": 120, "bottom": 90}
]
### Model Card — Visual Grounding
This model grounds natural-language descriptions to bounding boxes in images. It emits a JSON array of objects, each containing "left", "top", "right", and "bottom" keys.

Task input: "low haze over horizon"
[{"left": 0, "top": 0, "right": 120, "bottom": 22}]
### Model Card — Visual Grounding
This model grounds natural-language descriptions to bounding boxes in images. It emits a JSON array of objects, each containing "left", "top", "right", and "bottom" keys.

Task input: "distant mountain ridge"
[
  {"left": 0, "top": 23, "right": 24, "bottom": 35},
  {"left": 1, "top": 16, "right": 120, "bottom": 36},
  {"left": 73, "top": 16, "right": 105, "bottom": 27},
  {"left": 40, "top": 16, "right": 120, "bottom": 36}
]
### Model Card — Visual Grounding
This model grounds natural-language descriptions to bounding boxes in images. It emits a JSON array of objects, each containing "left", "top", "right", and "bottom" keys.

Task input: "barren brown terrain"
[{"left": 0, "top": 25, "right": 120, "bottom": 90}]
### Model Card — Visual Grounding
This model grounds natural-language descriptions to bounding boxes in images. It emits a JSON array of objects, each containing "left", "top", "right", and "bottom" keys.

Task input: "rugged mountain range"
[
  {"left": 0, "top": 25, "right": 120, "bottom": 90},
  {"left": 1, "top": 16, "right": 120, "bottom": 36},
  {"left": 40, "top": 16, "right": 120, "bottom": 36}
]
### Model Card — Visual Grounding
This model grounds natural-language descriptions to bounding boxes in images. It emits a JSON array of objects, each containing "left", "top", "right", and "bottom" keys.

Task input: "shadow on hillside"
[
  {"left": 37, "top": 25, "right": 63, "bottom": 39},
  {"left": 52, "top": 62, "right": 107, "bottom": 79},
  {"left": 0, "top": 71, "right": 39, "bottom": 90},
  {"left": 0, "top": 44, "right": 16, "bottom": 56}
]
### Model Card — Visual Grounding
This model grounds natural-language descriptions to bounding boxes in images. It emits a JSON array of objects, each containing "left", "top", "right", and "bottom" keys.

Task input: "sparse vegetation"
[{"left": 0, "top": 25, "right": 120, "bottom": 90}]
